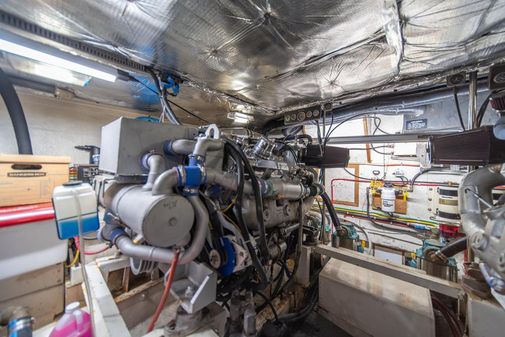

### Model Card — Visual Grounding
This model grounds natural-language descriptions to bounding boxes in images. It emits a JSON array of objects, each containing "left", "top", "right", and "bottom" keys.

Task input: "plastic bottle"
[
  {"left": 49, "top": 302, "right": 92, "bottom": 337},
  {"left": 381, "top": 185, "right": 396, "bottom": 213}
]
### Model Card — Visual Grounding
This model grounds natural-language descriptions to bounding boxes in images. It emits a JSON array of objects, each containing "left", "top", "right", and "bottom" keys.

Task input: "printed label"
[
  {"left": 405, "top": 118, "right": 428, "bottom": 130},
  {"left": 7, "top": 172, "right": 46, "bottom": 177}
]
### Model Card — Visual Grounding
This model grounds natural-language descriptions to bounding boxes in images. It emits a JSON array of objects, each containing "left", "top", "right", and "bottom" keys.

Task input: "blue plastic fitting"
[
  {"left": 109, "top": 227, "right": 127, "bottom": 244},
  {"left": 184, "top": 165, "right": 203, "bottom": 188}
]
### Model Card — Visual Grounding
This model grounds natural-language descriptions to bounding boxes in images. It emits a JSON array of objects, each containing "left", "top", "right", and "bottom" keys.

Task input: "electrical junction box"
[
  {"left": 99, "top": 117, "right": 198, "bottom": 177},
  {"left": 0, "top": 154, "right": 70, "bottom": 207}
]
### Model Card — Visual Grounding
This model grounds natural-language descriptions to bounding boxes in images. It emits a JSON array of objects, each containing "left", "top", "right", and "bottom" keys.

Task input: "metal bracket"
[
  {"left": 314, "top": 244, "right": 462, "bottom": 298},
  {"left": 170, "top": 261, "right": 217, "bottom": 314}
]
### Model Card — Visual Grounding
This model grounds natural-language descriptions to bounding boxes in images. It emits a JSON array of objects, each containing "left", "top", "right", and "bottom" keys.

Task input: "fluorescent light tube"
[
  {"left": 0, "top": 31, "right": 116, "bottom": 82},
  {"left": 7, "top": 54, "right": 91, "bottom": 86}
]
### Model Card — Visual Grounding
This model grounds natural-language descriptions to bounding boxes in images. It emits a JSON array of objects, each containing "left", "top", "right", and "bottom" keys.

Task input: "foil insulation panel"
[{"left": 0, "top": 0, "right": 504, "bottom": 126}]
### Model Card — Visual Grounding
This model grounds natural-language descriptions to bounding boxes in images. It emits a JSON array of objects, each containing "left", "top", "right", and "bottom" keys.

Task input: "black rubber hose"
[
  {"left": 224, "top": 138, "right": 269, "bottom": 260},
  {"left": 320, "top": 192, "right": 341, "bottom": 229},
  {"left": 439, "top": 236, "right": 467, "bottom": 258},
  {"left": 278, "top": 284, "right": 318, "bottom": 323},
  {"left": 410, "top": 168, "right": 433, "bottom": 190},
  {"left": 0, "top": 68, "right": 32, "bottom": 154},
  {"left": 224, "top": 143, "right": 268, "bottom": 290}
]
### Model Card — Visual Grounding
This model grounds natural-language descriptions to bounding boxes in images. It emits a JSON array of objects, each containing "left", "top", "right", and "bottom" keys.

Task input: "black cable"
[
  {"left": 325, "top": 111, "right": 335, "bottom": 141},
  {"left": 365, "top": 187, "right": 418, "bottom": 234},
  {"left": 254, "top": 291, "right": 279, "bottom": 321},
  {"left": 324, "top": 112, "right": 380, "bottom": 146},
  {"left": 147, "top": 69, "right": 182, "bottom": 125},
  {"left": 476, "top": 92, "right": 493, "bottom": 127},
  {"left": 370, "top": 145, "right": 393, "bottom": 155},
  {"left": 343, "top": 168, "right": 372, "bottom": 181},
  {"left": 396, "top": 175, "right": 409, "bottom": 186},
  {"left": 224, "top": 139, "right": 269, "bottom": 261},
  {"left": 0, "top": 68, "right": 32, "bottom": 154},
  {"left": 410, "top": 168, "right": 433, "bottom": 190},
  {"left": 453, "top": 87, "right": 466, "bottom": 131},
  {"left": 431, "top": 295, "right": 463, "bottom": 337},
  {"left": 255, "top": 239, "right": 292, "bottom": 313},
  {"left": 278, "top": 284, "right": 318, "bottom": 323},
  {"left": 282, "top": 125, "right": 303, "bottom": 141},
  {"left": 346, "top": 145, "right": 390, "bottom": 150},
  {"left": 131, "top": 73, "right": 209, "bottom": 124},
  {"left": 283, "top": 134, "right": 313, "bottom": 144},
  {"left": 224, "top": 144, "right": 268, "bottom": 290},
  {"left": 314, "top": 121, "right": 324, "bottom": 156},
  {"left": 371, "top": 116, "right": 391, "bottom": 135}
]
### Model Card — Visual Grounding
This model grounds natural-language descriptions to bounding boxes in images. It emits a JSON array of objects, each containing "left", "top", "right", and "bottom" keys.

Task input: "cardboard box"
[{"left": 0, "top": 154, "right": 70, "bottom": 207}]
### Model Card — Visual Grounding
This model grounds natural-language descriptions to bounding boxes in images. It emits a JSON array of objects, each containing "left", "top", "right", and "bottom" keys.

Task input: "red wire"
[
  {"left": 74, "top": 237, "right": 110, "bottom": 255},
  {"left": 146, "top": 250, "right": 180, "bottom": 333}
]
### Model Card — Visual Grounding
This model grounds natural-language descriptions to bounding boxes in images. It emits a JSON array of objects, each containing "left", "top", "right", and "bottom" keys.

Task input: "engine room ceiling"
[{"left": 1, "top": 0, "right": 505, "bottom": 126}]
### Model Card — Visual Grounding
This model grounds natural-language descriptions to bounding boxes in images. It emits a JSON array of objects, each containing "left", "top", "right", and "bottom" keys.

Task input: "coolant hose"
[
  {"left": 0, "top": 68, "right": 32, "bottom": 154},
  {"left": 320, "top": 192, "right": 341, "bottom": 229}
]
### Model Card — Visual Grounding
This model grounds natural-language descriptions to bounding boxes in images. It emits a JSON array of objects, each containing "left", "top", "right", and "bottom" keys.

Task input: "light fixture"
[
  {"left": 0, "top": 30, "right": 117, "bottom": 83},
  {"left": 227, "top": 111, "right": 253, "bottom": 124},
  {"left": 7, "top": 54, "right": 92, "bottom": 87}
]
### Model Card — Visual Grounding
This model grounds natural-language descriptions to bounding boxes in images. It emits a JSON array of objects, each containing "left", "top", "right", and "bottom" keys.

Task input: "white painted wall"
[
  {"left": 306, "top": 115, "right": 465, "bottom": 254},
  {"left": 0, "top": 88, "right": 145, "bottom": 163}
]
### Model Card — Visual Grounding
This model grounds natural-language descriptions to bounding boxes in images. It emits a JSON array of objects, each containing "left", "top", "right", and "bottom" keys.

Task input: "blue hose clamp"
[
  {"left": 109, "top": 227, "right": 127, "bottom": 244},
  {"left": 219, "top": 237, "right": 236, "bottom": 277}
]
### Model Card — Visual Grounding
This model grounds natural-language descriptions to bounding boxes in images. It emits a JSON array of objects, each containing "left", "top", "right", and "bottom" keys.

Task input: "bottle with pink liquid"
[{"left": 49, "top": 302, "right": 92, "bottom": 337}]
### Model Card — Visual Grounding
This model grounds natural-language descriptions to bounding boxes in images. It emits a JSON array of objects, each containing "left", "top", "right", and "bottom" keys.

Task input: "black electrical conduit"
[{"left": 0, "top": 68, "right": 32, "bottom": 154}]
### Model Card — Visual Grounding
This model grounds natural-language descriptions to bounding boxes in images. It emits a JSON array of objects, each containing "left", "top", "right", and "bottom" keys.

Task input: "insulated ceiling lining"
[{"left": 0, "top": 0, "right": 505, "bottom": 124}]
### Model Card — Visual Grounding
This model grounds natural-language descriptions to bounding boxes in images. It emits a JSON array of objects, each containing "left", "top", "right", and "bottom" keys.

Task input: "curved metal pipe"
[
  {"left": 459, "top": 164, "right": 505, "bottom": 238},
  {"left": 169, "top": 139, "right": 197, "bottom": 155},
  {"left": 169, "top": 138, "right": 223, "bottom": 157},
  {"left": 192, "top": 137, "right": 223, "bottom": 158},
  {"left": 206, "top": 170, "right": 307, "bottom": 200},
  {"left": 206, "top": 169, "right": 253, "bottom": 194},
  {"left": 114, "top": 195, "right": 209, "bottom": 265},
  {"left": 151, "top": 167, "right": 179, "bottom": 195},
  {"left": 0, "top": 68, "right": 32, "bottom": 154},
  {"left": 143, "top": 154, "right": 165, "bottom": 190}
]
